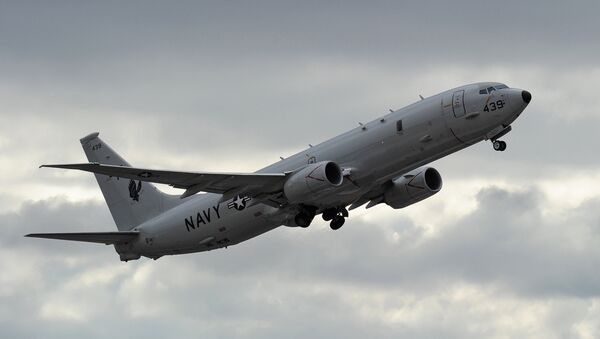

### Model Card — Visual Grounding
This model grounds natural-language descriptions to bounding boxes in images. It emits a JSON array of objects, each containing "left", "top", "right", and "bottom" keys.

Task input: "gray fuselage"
[{"left": 127, "top": 82, "right": 530, "bottom": 259}]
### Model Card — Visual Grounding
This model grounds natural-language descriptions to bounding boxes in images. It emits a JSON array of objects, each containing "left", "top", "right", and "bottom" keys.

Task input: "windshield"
[{"left": 479, "top": 84, "right": 509, "bottom": 94}]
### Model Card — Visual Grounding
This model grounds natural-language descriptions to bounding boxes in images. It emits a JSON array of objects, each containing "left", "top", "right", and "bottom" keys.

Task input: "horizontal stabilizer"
[{"left": 25, "top": 231, "right": 139, "bottom": 245}]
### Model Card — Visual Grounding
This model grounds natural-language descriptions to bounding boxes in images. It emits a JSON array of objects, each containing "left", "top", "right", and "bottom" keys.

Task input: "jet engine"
[
  {"left": 384, "top": 167, "right": 442, "bottom": 209},
  {"left": 284, "top": 161, "right": 344, "bottom": 203}
]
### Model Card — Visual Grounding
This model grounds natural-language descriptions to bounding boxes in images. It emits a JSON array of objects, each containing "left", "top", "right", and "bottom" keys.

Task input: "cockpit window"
[{"left": 480, "top": 84, "right": 508, "bottom": 95}]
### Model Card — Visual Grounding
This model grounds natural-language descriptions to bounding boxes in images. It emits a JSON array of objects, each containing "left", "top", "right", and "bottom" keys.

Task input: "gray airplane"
[{"left": 27, "top": 82, "right": 532, "bottom": 261}]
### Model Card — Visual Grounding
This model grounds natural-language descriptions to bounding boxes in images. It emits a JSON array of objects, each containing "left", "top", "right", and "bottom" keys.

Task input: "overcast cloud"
[{"left": 1, "top": 1, "right": 599, "bottom": 338}]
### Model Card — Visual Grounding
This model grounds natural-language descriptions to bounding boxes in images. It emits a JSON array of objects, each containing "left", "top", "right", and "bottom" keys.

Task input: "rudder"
[{"left": 80, "top": 132, "right": 180, "bottom": 230}]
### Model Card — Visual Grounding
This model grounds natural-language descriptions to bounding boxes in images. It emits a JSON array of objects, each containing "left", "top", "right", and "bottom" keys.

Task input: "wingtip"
[
  {"left": 25, "top": 233, "right": 48, "bottom": 238},
  {"left": 38, "top": 163, "right": 99, "bottom": 170}
]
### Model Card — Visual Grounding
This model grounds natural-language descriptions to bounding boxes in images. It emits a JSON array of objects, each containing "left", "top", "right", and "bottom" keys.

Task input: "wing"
[
  {"left": 25, "top": 231, "right": 139, "bottom": 245},
  {"left": 40, "top": 163, "right": 288, "bottom": 199}
]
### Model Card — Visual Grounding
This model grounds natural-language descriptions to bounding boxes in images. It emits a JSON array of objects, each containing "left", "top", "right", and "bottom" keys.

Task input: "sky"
[{"left": 1, "top": 1, "right": 599, "bottom": 338}]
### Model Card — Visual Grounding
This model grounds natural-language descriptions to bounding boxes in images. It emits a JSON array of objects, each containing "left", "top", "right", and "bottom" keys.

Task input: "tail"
[{"left": 80, "top": 132, "right": 181, "bottom": 231}]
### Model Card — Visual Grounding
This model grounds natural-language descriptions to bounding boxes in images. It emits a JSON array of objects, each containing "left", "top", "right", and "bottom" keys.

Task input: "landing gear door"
[{"left": 452, "top": 90, "right": 466, "bottom": 118}]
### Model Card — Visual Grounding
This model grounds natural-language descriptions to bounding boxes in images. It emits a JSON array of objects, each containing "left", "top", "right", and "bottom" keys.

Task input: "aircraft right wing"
[{"left": 40, "top": 163, "right": 289, "bottom": 199}]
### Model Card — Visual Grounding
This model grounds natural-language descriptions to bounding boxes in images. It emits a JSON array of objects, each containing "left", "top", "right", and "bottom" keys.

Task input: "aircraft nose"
[{"left": 521, "top": 90, "right": 532, "bottom": 104}]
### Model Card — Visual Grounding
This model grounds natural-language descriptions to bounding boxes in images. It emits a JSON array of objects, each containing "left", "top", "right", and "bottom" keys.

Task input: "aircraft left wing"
[
  {"left": 25, "top": 231, "right": 139, "bottom": 245},
  {"left": 40, "top": 163, "right": 288, "bottom": 199}
]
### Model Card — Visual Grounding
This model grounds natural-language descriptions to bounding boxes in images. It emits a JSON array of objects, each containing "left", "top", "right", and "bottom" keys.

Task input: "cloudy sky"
[{"left": 1, "top": 1, "right": 600, "bottom": 338}]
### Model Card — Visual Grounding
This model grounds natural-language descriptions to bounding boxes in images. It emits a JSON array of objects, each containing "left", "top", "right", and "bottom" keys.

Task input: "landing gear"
[
  {"left": 296, "top": 206, "right": 349, "bottom": 230},
  {"left": 493, "top": 140, "right": 507, "bottom": 152},
  {"left": 322, "top": 208, "right": 337, "bottom": 221},
  {"left": 488, "top": 125, "right": 510, "bottom": 152},
  {"left": 323, "top": 207, "right": 348, "bottom": 230},
  {"left": 330, "top": 216, "right": 345, "bottom": 230}
]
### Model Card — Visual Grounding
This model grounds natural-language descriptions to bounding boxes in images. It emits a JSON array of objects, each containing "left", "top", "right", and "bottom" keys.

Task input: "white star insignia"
[{"left": 233, "top": 196, "right": 245, "bottom": 209}]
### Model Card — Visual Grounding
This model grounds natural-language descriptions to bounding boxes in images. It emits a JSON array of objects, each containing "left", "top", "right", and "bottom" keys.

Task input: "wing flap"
[
  {"left": 40, "top": 163, "right": 288, "bottom": 196},
  {"left": 25, "top": 231, "right": 139, "bottom": 245}
]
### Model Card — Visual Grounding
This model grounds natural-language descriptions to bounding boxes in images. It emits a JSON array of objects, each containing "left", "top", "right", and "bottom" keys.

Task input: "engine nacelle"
[
  {"left": 284, "top": 161, "right": 343, "bottom": 203},
  {"left": 384, "top": 167, "right": 442, "bottom": 209}
]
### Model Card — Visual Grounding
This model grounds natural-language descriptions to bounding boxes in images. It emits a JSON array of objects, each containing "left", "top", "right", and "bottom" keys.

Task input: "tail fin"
[{"left": 80, "top": 132, "right": 181, "bottom": 231}]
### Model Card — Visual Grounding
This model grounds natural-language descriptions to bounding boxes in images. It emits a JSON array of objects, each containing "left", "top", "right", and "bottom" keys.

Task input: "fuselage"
[{"left": 124, "top": 82, "right": 531, "bottom": 259}]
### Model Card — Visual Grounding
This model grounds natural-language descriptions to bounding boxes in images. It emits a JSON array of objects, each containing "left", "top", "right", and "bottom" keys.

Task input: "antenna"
[{"left": 419, "top": 95, "right": 424, "bottom": 100}]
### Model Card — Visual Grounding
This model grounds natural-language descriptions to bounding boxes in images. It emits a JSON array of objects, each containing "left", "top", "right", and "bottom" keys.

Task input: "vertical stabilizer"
[{"left": 80, "top": 132, "right": 180, "bottom": 230}]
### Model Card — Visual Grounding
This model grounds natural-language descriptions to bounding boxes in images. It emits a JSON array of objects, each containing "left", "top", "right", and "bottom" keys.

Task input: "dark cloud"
[
  {"left": 2, "top": 1, "right": 598, "bottom": 66},
  {"left": 0, "top": 0, "right": 597, "bottom": 174}
]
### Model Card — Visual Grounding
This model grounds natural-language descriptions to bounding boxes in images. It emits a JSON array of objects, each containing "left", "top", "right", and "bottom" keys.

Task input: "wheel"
[
  {"left": 295, "top": 213, "right": 313, "bottom": 228},
  {"left": 493, "top": 140, "right": 507, "bottom": 151},
  {"left": 330, "top": 216, "right": 345, "bottom": 230},
  {"left": 322, "top": 209, "right": 337, "bottom": 221}
]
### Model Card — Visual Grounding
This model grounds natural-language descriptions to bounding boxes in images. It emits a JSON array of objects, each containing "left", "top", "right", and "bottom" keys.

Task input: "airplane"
[{"left": 27, "top": 82, "right": 532, "bottom": 261}]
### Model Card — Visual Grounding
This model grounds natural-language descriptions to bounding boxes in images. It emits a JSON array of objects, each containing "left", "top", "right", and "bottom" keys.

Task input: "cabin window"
[{"left": 396, "top": 120, "right": 403, "bottom": 133}]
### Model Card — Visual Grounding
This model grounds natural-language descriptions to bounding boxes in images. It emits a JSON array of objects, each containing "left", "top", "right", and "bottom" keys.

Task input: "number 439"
[{"left": 484, "top": 100, "right": 505, "bottom": 112}]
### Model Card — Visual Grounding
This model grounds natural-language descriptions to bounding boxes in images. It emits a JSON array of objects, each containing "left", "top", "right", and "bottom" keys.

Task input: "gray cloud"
[
  {"left": 2, "top": 185, "right": 600, "bottom": 338},
  {"left": 2, "top": 1, "right": 598, "bottom": 67},
  {"left": 2, "top": 1, "right": 600, "bottom": 338}
]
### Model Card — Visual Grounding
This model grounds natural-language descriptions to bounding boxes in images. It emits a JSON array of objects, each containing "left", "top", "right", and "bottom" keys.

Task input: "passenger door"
[
  {"left": 443, "top": 90, "right": 469, "bottom": 142},
  {"left": 452, "top": 90, "right": 466, "bottom": 118}
]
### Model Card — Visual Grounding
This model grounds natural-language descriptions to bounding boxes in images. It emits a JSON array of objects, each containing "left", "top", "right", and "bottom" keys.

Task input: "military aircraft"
[{"left": 27, "top": 82, "right": 532, "bottom": 261}]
